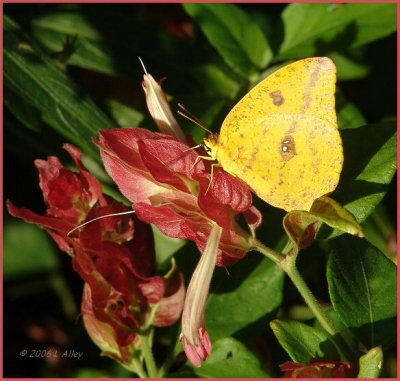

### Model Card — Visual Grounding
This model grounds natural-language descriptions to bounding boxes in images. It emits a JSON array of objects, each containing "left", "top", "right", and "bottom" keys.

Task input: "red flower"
[
  {"left": 280, "top": 359, "right": 358, "bottom": 378},
  {"left": 8, "top": 143, "right": 105, "bottom": 254},
  {"left": 95, "top": 83, "right": 262, "bottom": 367},
  {"left": 7, "top": 144, "right": 185, "bottom": 365},
  {"left": 81, "top": 283, "right": 137, "bottom": 365},
  {"left": 95, "top": 128, "right": 261, "bottom": 266}
]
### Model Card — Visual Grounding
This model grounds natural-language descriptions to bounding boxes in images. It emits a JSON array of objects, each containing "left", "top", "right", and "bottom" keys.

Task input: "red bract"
[
  {"left": 37, "top": 143, "right": 105, "bottom": 224},
  {"left": 8, "top": 143, "right": 106, "bottom": 255},
  {"left": 96, "top": 128, "right": 261, "bottom": 266},
  {"left": 81, "top": 283, "right": 137, "bottom": 364},
  {"left": 7, "top": 144, "right": 185, "bottom": 365},
  {"left": 280, "top": 359, "right": 358, "bottom": 378}
]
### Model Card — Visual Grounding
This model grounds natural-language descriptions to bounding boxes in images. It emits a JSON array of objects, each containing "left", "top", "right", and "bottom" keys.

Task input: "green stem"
[
  {"left": 254, "top": 240, "right": 355, "bottom": 362},
  {"left": 139, "top": 333, "right": 158, "bottom": 378},
  {"left": 281, "top": 254, "right": 337, "bottom": 336},
  {"left": 50, "top": 274, "right": 78, "bottom": 320},
  {"left": 251, "top": 240, "right": 283, "bottom": 264},
  {"left": 130, "top": 357, "right": 148, "bottom": 378},
  {"left": 158, "top": 324, "right": 181, "bottom": 377}
]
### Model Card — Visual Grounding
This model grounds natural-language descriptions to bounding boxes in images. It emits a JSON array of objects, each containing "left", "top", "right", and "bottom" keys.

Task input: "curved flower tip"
[
  {"left": 142, "top": 71, "right": 187, "bottom": 144},
  {"left": 280, "top": 359, "right": 358, "bottom": 378},
  {"left": 180, "top": 224, "right": 222, "bottom": 367},
  {"left": 181, "top": 327, "right": 211, "bottom": 368}
]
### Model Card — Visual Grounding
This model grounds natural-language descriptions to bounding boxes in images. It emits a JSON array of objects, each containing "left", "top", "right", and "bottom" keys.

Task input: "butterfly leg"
[
  {"left": 205, "top": 162, "right": 222, "bottom": 195},
  {"left": 188, "top": 155, "right": 221, "bottom": 195},
  {"left": 190, "top": 154, "right": 214, "bottom": 172}
]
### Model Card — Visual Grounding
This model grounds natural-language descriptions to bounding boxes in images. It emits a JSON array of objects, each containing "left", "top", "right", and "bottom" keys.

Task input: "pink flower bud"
[
  {"left": 141, "top": 70, "right": 187, "bottom": 143},
  {"left": 181, "top": 224, "right": 222, "bottom": 366}
]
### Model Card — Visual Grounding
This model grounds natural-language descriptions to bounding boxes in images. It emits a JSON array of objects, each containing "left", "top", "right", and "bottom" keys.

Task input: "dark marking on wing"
[
  {"left": 269, "top": 90, "right": 285, "bottom": 106},
  {"left": 280, "top": 135, "right": 297, "bottom": 161}
]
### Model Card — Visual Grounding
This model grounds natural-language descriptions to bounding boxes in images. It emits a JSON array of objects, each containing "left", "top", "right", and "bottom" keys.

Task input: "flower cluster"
[
  {"left": 96, "top": 128, "right": 261, "bottom": 265},
  {"left": 7, "top": 144, "right": 184, "bottom": 367},
  {"left": 95, "top": 127, "right": 261, "bottom": 365}
]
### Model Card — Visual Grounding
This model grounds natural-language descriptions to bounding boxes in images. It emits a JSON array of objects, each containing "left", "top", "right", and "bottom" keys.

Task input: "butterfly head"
[{"left": 203, "top": 133, "right": 220, "bottom": 161}]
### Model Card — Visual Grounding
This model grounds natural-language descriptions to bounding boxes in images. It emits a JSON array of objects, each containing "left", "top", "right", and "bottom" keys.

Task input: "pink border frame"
[{"left": 1, "top": 1, "right": 398, "bottom": 380}]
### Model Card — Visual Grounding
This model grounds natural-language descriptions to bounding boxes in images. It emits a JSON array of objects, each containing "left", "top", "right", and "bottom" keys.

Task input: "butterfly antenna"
[
  {"left": 177, "top": 103, "right": 212, "bottom": 134},
  {"left": 67, "top": 210, "right": 136, "bottom": 237},
  {"left": 138, "top": 57, "right": 148, "bottom": 74}
]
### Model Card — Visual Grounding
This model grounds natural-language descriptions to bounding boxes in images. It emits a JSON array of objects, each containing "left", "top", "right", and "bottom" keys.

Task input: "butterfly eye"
[{"left": 202, "top": 144, "right": 211, "bottom": 153}]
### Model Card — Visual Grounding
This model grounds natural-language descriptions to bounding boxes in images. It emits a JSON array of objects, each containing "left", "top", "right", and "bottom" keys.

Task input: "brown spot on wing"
[
  {"left": 269, "top": 90, "right": 285, "bottom": 106},
  {"left": 251, "top": 147, "right": 259, "bottom": 161},
  {"left": 280, "top": 135, "right": 297, "bottom": 161}
]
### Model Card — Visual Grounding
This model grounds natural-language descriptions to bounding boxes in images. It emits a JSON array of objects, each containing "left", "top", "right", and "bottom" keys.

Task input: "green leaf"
[
  {"left": 183, "top": 3, "right": 272, "bottom": 77},
  {"left": 105, "top": 99, "right": 144, "bottom": 128},
  {"left": 362, "top": 203, "right": 397, "bottom": 261},
  {"left": 337, "top": 92, "right": 366, "bottom": 130},
  {"left": 358, "top": 346, "right": 383, "bottom": 378},
  {"left": 194, "top": 337, "right": 271, "bottom": 377},
  {"left": 334, "top": 122, "right": 397, "bottom": 223},
  {"left": 192, "top": 63, "right": 240, "bottom": 99},
  {"left": 206, "top": 254, "right": 284, "bottom": 341},
  {"left": 30, "top": 12, "right": 118, "bottom": 75},
  {"left": 28, "top": 9, "right": 200, "bottom": 82},
  {"left": 327, "top": 235, "right": 397, "bottom": 350},
  {"left": 32, "top": 11, "right": 102, "bottom": 39},
  {"left": 3, "top": 221, "right": 60, "bottom": 280},
  {"left": 4, "top": 15, "right": 114, "bottom": 158},
  {"left": 332, "top": 52, "right": 369, "bottom": 82},
  {"left": 152, "top": 225, "right": 186, "bottom": 269},
  {"left": 4, "top": 85, "right": 42, "bottom": 132},
  {"left": 278, "top": 3, "right": 396, "bottom": 60},
  {"left": 283, "top": 197, "right": 363, "bottom": 255},
  {"left": 310, "top": 197, "right": 364, "bottom": 237},
  {"left": 270, "top": 320, "right": 339, "bottom": 363},
  {"left": 312, "top": 307, "right": 359, "bottom": 354}
]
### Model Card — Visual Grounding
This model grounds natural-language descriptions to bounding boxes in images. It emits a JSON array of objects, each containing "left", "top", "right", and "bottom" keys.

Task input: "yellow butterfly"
[{"left": 204, "top": 57, "right": 343, "bottom": 212}]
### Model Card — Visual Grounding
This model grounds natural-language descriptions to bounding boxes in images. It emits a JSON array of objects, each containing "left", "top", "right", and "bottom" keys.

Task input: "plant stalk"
[
  {"left": 251, "top": 239, "right": 283, "bottom": 264},
  {"left": 254, "top": 240, "right": 356, "bottom": 362},
  {"left": 139, "top": 333, "right": 158, "bottom": 378},
  {"left": 281, "top": 254, "right": 337, "bottom": 336},
  {"left": 131, "top": 357, "right": 148, "bottom": 378},
  {"left": 157, "top": 324, "right": 181, "bottom": 377}
]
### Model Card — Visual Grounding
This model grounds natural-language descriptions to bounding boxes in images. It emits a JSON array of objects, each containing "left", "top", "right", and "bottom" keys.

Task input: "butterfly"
[{"left": 204, "top": 57, "right": 343, "bottom": 212}]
